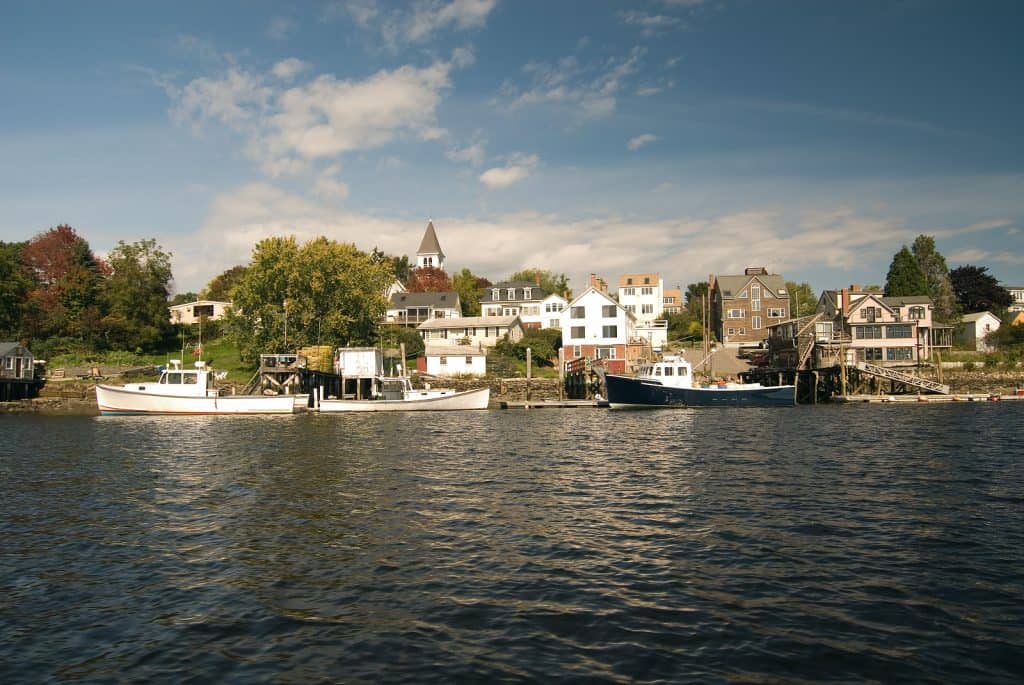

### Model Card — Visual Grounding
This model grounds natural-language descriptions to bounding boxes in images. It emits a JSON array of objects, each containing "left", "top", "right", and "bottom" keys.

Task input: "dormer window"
[
  {"left": 627, "top": 278, "right": 633, "bottom": 285},
  {"left": 524, "top": 287, "right": 532, "bottom": 300},
  {"left": 507, "top": 288, "right": 515, "bottom": 300},
  {"left": 492, "top": 289, "right": 499, "bottom": 300},
  {"left": 644, "top": 277, "right": 650, "bottom": 285}
]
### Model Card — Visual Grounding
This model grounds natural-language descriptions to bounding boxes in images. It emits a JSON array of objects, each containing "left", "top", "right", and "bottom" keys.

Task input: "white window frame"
[
  {"left": 752, "top": 315, "right": 762, "bottom": 330},
  {"left": 641, "top": 286, "right": 653, "bottom": 295},
  {"left": 507, "top": 288, "right": 516, "bottom": 300},
  {"left": 728, "top": 309, "right": 744, "bottom": 318}
]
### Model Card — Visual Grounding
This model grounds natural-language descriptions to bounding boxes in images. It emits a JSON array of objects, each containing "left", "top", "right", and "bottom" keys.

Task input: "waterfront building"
[
  {"left": 560, "top": 287, "right": 639, "bottom": 374},
  {"left": 956, "top": 311, "right": 1001, "bottom": 352},
  {"left": 1008, "top": 286, "right": 1024, "bottom": 313},
  {"left": 385, "top": 291, "right": 462, "bottom": 327},
  {"left": 416, "top": 220, "right": 445, "bottom": 271},
  {"left": 0, "top": 342, "right": 36, "bottom": 401},
  {"left": 617, "top": 273, "right": 664, "bottom": 326},
  {"left": 168, "top": 299, "right": 232, "bottom": 325},
  {"left": 417, "top": 315, "right": 525, "bottom": 348},
  {"left": 662, "top": 287, "right": 683, "bottom": 315},
  {"left": 419, "top": 345, "right": 487, "bottom": 377},
  {"left": 710, "top": 267, "right": 790, "bottom": 348},
  {"left": 479, "top": 281, "right": 566, "bottom": 329}
]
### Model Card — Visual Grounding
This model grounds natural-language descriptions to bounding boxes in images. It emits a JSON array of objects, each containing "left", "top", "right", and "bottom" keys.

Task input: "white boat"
[
  {"left": 317, "top": 375, "right": 489, "bottom": 412},
  {"left": 96, "top": 360, "right": 299, "bottom": 415},
  {"left": 605, "top": 356, "right": 795, "bottom": 408}
]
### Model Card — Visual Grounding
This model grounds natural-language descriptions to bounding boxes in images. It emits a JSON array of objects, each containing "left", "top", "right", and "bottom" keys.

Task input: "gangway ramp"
[{"left": 854, "top": 362, "right": 950, "bottom": 395}]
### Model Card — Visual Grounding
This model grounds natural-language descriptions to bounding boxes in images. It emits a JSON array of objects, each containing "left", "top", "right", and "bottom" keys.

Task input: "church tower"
[{"left": 416, "top": 220, "right": 445, "bottom": 271}]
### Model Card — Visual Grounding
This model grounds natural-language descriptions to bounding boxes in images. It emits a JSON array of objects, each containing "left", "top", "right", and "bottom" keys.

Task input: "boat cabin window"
[
  {"left": 678, "top": 367, "right": 688, "bottom": 376},
  {"left": 654, "top": 367, "right": 662, "bottom": 376},
  {"left": 164, "top": 372, "right": 182, "bottom": 384},
  {"left": 663, "top": 366, "right": 674, "bottom": 376},
  {"left": 183, "top": 373, "right": 198, "bottom": 384}
]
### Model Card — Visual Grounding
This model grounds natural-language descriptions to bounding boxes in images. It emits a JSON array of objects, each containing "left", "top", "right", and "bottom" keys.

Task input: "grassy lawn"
[{"left": 47, "top": 337, "right": 255, "bottom": 383}]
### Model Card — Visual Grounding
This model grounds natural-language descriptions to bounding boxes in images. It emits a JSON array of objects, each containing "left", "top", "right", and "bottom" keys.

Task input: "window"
[
  {"left": 571, "top": 326, "right": 586, "bottom": 338},
  {"left": 751, "top": 285, "right": 760, "bottom": 300},
  {"left": 193, "top": 304, "right": 214, "bottom": 318},
  {"left": 492, "top": 289, "right": 499, "bottom": 300},
  {"left": 855, "top": 325, "right": 883, "bottom": 339},
  {"left": 886, "top": 347, "right": 914, "bottom": 361},
  {"left": 643, "top": 277, "right": 650, "bottom": 285},
  {"left": 641, "top": 286, "right": 653, "bottom": 295},
  {"left": 641, "top": 304, "right": 654, "bottom": 314},
  {"left": 602, "top": 304, "right": 617, "bottom": 317},
  {"left": 502, "top": 307, "right": 519, "bottom": 316},
  {"left": 545, "top": 302, "right": 564, "bottom": 313},
  {"left": 860, "top": 307, "right": 881, "bottom": 322},
  {"left": 507, "top": 288, "right": 516, "bottom": 300},
  {"left": 622, "top": 287, "right": 635, "bottom": 296},
  {"left": 626, "top": 277, "right": 633, "bottom": 285},
  {"left": 434, "top": 310, "right": 445, "bottom": 318},
  {"left": 727, "top": 327, "right": 735, "bottom": 336},
  {"left": 440, "top": 356, "right": 447, "bottom": 365},
  {"left": 165, "top": 373, "right": 182, "bottom": 384},
  {"left": 624, "top": 305, "right": 635, "bottom": 313},
  {"left": 887, "top": 324, "right": 913, "bottom": 339},
  {"left": 3, "top": 357, "right": 12, "bottom": 370},
  {"left": 549, "top": 319, "right": 559, "bottom": 328},
  {"left": 752, "top": 315, "right": 762, "bottom": 330},
  {"left": 524, "top": 287, "right": 532, "bottom": 299},
  {"left": 571, "top": 306, "right": 585, "bottom": 319},
  {"left": 728, "top": 309, "right": 744, "bottom": 318},
  {"left": 183, "top": 373, "right": 198, "bottom": 384},
  {"left": 465, "top": 356, "right": 473, "bottom": 365},
  {"left": 573, "top": 345, "right": 581, "bottom": 358},
  {"left": 909, "top": 306, "right": 926, "bottom": 320},
  {"left": 751, "top": 299, "right": 761, "bottom": 311},
  {"left": 596, "top": 347, "right": 616, "bottom": 359},
  {"left": 677, "top": 366, "right": 688, "bottom": 377},
  {"left": 864, "top": 347, "right": 884, "bottom": 361},
  {"left": 738, "top": 328, "right": 745, "bottom": 335},
  {"left": 767, "top": 307, "right": 785, "bottom": 318},
  {"left": 739, "top": 289, "right": 747, "bottom": 298},
  {"left": 663, "top": 366, "right": 674, "bottom": 376},
  {"left": 602, "top": 325, "right": 618, "bottom": 338}
]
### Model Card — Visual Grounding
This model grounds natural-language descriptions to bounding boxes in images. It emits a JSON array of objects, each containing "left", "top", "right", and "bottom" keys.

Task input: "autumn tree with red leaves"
[{"left": 404, "top": 266, "right": 453, "bottom": 293}]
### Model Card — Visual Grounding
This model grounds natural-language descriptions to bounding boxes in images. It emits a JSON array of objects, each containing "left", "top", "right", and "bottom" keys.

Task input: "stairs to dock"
[{"left": 854, "top": 362, "right": 950, "bottom": 395}]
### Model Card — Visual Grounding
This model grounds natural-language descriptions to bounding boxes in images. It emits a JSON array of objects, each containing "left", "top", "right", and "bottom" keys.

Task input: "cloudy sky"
[{"left": 2, "top": 0, "right": 1022, "bottom": 294}]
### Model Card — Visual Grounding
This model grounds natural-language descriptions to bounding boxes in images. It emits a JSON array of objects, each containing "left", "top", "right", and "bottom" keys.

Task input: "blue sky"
[{"left": 2, "top": 0, "right": 1022, "bottom": 295}]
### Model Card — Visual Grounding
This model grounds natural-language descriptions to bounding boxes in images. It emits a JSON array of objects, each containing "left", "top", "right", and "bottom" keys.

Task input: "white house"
[
  {"left": 421, "top": 345, "right": 487, "bottom": 377},
  {"left": 538, "top": 293, "right": 569, "bottom": 329},
  {"left": 617, "top": 272, "right": 664, "bottom": 326},
  {"left": 479, "top": 281, "right": 566, "bottom": 329},
  {"left": 1008, "top": 286, "right": 1024, "bottom": 313},
  {"left": 168, "top": 300, "right": 232, "bottom": 325},
  {"left": 957, "top": 311, "right": 1001, "bottom": 352},
  {"left": 417, "top": 315, "right": 525, "bottom": 348},
  {"left": 386, "top": 291, "right": 461, "bottom": 326},
  {"left": 560, "top": 287, "right": 637, "bottom": 373}
]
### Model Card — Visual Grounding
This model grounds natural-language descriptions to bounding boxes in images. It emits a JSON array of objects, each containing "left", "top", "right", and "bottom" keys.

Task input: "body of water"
[{"left": 2, "top": 404, "right": 1022, "bottom": 683}]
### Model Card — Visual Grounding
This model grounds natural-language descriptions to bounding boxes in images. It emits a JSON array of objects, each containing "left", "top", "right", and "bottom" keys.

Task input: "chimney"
[
  {"left": 535, "top": 272, "right": 541, "bottom": 287},
  {"left": 851, "top": 283, "right": 861, "bottom": 292}
]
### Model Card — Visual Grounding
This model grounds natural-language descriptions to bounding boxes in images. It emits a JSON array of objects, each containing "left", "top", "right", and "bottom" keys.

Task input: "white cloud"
[
  {"left": 636, "top": 86, "right": 663, "bottom": 96},
  {"left": 271, "top": 58, "right": 310, "bottom": 80},
  {"left": 446, "top": 138, "right": 487, "bottom": 166},
  {"left": 627, "top": 133, "right": 658, "bottom": 151},
  {"left": 326, "top": 0, "right": 498, "bottom": 49},
  {"left": 618, "top": 11, "right": 682, "bottom": 35},
  {"left": 500, "top": 47, "right": 645, "bottom": 120},
  {"left": 170, "top": 50, "right": 469, "bottom": 176},
  {"left": 479, "top": 153, "right": 538, "bottom": 189},
  {"left": 266, "top": 16, "right": 298, "bottom": 41}
]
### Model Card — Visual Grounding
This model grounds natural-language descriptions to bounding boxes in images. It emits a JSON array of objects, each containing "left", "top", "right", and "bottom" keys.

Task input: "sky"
[{"left": 2, "top": 0, "right": 1023, "bottom": 296}]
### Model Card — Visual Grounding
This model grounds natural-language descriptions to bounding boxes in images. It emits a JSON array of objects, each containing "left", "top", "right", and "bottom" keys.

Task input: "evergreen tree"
[
  {"left": 911, "top": 235, "right": 958, "bottom": 322},
  {"left": 949, "top": 265, "right": 1012, "bottom": 313},
  {"left": 884, "top": 246, "right": 928, "bottom": 297}
]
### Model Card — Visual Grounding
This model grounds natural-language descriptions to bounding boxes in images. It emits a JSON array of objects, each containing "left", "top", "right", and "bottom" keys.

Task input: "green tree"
[
  {"left": 227, "top": 236, "right": 393, "bottom": 361},
  {"left": 684, "top": 281, "right": 709, "bottom": 319},
  {"left": 493, "top": 328, "right": 562, "bottom": 366},
  {"left": 664, "top": 311, "right": 703, "bottom": 342},
  {"left": 170, "top": 291, "right": 199, "bottom": 306},
  {"left": 949, "top": 265, "right": 1012, "bottom": 314},
  {"left": 785, "top": 281, "right": 818, "bottom": 318},
  {"left": 885, "top": 246, "right": 928, "bottom": 298},
  {"left": 451, "top": 268, "right": 491, "bottom": 316},
  {"left": 0, "top": 241, "right": 30, "bottom": 337},
  {"left": 101, "top": 239, "right": 175, "bottom": 351},
  {"left": 508, "top": 268, "right": 572, "bottom": 299},
  {"left": 911, "top": 235, "right": 958, "bottom": 323},
  {"left": 203, "top": 265, "right": 248, "bottom": 301}
]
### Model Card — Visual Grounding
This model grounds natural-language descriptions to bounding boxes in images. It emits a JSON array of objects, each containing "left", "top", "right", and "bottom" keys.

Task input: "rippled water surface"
[{"left": 2, "top": 404, "right": 1023, "bottom": 683}]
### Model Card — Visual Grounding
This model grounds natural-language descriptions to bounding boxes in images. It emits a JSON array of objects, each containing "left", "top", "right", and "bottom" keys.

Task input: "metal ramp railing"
[{"left": 854, "top": 362, "right": 950, "bottom": 395}]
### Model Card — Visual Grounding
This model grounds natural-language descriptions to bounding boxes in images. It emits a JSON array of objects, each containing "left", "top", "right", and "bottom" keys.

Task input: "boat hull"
[
  {"left": 605, "top": 374, "right": 795, "bottom": 408},
  {"left": 318, "top": 387, "right": 490, "bottom": 412},
  {"left": 96, "top": 385, "right": 299, "bottom": 415}
]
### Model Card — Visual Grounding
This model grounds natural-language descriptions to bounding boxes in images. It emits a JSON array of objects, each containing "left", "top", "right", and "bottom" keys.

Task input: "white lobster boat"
[
  {"left": 95, "top": 360, "right": 299, "bottom": 415},
  {"left": 317, "top": 375, "right": 489, "bottom": 412}
]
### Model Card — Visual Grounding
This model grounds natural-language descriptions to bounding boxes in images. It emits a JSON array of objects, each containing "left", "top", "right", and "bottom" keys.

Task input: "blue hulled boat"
[{"left": 604, "top": 356, "right": 795, "bottom": 408}]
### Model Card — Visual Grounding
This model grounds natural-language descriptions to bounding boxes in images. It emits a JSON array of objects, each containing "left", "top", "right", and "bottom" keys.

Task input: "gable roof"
[
  {"left": 0, "top": 342, "right": 28, "bottom": 357},
  {"left": 417, "top": 221, "right": 444, "bottom": 258},
  {"left": 879, "top": 295, "right": 932, "bottom": 307},
  {"left": 389, "top": 291, "right": 461, "bottom": 309},
  {"left": 961, "top": 311, "right": 999, "bottom": 323},
  {"left": 567, "top": 286, "right": 637, "bottom": 320},
  {"left": 713, "top": 273, "right": 788, "bottom": 299}
]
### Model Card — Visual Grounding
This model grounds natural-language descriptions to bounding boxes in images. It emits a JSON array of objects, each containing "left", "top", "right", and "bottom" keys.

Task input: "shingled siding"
[{"left": 719, "top": 293, "right": 790, "bottom": 346}]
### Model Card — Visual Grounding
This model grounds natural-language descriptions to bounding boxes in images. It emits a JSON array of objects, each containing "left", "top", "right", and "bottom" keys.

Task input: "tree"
[
  {"left": 664, "top": 311, "right": 703, "bottom": 342},
  {"left": 19, "top": 224, "right": 106, "bottom": 342},
  {"left": 203, "top": 265, "right": 248, "bottom": 301},
  {"left": 0, "top": 242, "right": 31, "bottom": 337},
  {"left": 371, "top": 248, "right": 411, "bottom": 284},
  {"left": 911, "top": 235, "right": 957, "bottom": 323},
  {"left": 508, "top": 268, "right": 572, "bottom": 299},
  {"left": 493, "top": 328, "right": 562, "bottom": 366},
  {"left": 227, "top": 236, "right": 393, "bottom": 361},
  {"left": 451, "top": 268, "right": 491, "bottom": 316},
  {"left": 405, "top": 265, "right": 453, "bottom": 293},
  {"left": 170, "top": 291, "right": 198, "bottom": 306},
  {"left": 885, "top": 246, "right": 928, "bottom": 298},
  {"left": 949, "top": 265, "right": 1012, "bottom": 314},
  {"left": 684, "top": 281, "right": 709, "bottom": 320},
  {"left": 785, "top": 281, "right": 818, "bottom": 318},
  {"left": 101, "top": 239, "right": 175, "bottom": 351}
]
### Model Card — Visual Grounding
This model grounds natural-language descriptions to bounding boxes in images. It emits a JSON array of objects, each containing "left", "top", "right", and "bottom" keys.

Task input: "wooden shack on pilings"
[
  {"left": 244, "top": 353, "right": 305, "bottom": 395},
  {"left": 564, "top": 356, "right": 607, "bottom": 400},
  {"left": 1, "top": 342, "right": 39, "bottom": 401}
]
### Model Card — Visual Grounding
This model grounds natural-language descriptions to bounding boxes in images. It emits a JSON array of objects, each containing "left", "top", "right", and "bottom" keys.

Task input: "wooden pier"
[{"left": 500, "top": 399, "right": 609, "bottom": 409}]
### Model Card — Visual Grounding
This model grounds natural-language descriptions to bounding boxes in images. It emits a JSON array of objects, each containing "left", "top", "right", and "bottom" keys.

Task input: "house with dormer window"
[
  {"left": 710, "top": 267, "right": 790, "bottom": 347},
  {"left": 385, "top": 291, "right": 461, "bottom": 327},
  {"left": 479, "top": 281, "right": 566, "bottom": 329}
]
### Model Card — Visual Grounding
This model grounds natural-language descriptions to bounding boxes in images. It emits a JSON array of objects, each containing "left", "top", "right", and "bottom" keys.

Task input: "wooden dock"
[
  {"left": 835, "top": 393, "right": 1024, "bottom": 404},
  {"left": 500, "top": 399, "right": 610, "bottom": 409}
]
